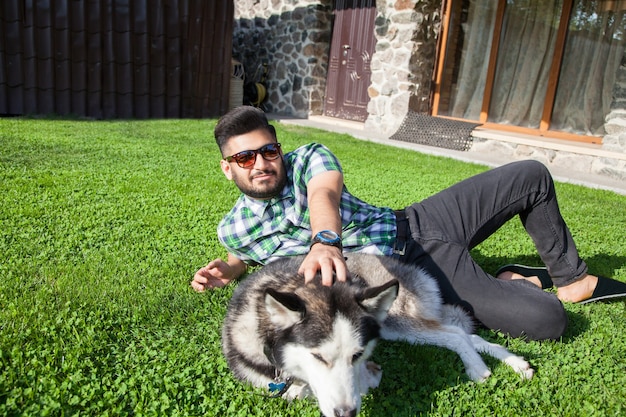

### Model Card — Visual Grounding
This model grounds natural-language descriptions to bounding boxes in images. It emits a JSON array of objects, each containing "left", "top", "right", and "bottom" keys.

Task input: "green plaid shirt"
[{"left": 217, "top": 143, "right": 397, "bottom": 265}]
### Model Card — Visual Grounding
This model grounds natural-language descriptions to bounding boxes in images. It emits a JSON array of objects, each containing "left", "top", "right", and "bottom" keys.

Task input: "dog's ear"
[
  {"left": 264, "top": 288, "right": 306, "bottom": 329},
  {"left": 357, "top": 279, "right": 399, "bottom": 322}
]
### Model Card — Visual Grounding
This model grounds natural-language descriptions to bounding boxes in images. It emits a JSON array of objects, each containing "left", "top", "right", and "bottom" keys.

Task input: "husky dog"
[{"left": 221, "top": 253, "right": 533, "bottom": 417}]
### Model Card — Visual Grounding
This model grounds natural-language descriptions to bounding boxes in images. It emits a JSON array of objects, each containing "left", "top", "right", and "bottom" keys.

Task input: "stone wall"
[
  {"left": 366, "top": 0, "right": 440, "bottom": 136},
  {"left": 232, "top": 0, "right": 438, "bottom": 132},
  {"left": 233, "top": 0, "right": 333, "bottom": 117}
]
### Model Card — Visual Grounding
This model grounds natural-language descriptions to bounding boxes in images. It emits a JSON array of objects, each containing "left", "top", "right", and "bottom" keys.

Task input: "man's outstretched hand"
[{"left": 191, "top": 257, "right": 245, "bottom": 291}]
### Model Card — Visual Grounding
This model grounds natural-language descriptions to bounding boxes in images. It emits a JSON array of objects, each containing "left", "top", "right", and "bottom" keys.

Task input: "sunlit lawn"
[{"left": 1, "top": 117, "right": 625, "bottom": 416}]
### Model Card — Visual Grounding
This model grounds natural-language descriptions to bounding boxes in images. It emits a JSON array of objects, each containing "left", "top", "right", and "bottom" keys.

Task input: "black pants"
[{"left": 398, "top": 160, "right": 582, "bottom": 340}]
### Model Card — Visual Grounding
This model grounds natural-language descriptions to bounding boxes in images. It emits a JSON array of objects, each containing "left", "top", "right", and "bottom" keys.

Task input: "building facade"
[{"left": 233, "top": 0, "right": 626, "bottom": 180}]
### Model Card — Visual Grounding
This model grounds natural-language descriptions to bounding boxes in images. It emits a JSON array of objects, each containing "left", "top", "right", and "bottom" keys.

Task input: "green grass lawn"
[{"left": 1, "top": 117, "right": 625, "bottom": 416}]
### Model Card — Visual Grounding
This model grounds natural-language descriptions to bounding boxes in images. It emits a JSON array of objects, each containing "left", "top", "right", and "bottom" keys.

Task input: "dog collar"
[
  {"left": 268, "top": 376, "right": 294, "bottom": 397},
  {"left": 263, "top": 343, "right": 295, "bottom": 397}
]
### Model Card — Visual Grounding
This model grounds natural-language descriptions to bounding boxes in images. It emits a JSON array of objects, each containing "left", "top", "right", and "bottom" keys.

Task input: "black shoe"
[
  {"left": 495, "top": 264, "right": 553, "bottom": 289},
  {"left": 578, "top": 276, "right": 626, "bottom": 304}
]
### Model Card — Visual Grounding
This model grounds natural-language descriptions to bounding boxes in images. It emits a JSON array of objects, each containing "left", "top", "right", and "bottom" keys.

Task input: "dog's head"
[{"left": 262, "top": 278, "right": 399, "bottom": 417}]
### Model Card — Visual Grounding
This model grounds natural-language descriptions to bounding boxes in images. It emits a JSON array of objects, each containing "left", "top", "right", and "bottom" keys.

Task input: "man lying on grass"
[{"left": 192, "top": 106, "right": 626, "bottom": 341}]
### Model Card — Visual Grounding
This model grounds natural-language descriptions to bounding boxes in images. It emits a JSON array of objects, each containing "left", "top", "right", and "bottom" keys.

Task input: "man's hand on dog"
[{"left": 299, "top": 244, "right": 347, "bottom": 286}]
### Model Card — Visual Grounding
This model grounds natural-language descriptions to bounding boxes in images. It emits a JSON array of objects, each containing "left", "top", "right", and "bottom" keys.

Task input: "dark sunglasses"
[{"left": 224, "top": 143, "right": 282, "bottom": 168}]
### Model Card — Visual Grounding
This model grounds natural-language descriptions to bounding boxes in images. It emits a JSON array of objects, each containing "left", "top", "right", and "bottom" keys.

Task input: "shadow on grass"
[
  {"left": 360, "top": 253, "right": 626, "bottom": 416},
  {"left": 364, "top": 341, "right": 465, "bottom": 416},
  {"left": 361, "top": 337, "right": 540, "bottom": 416},
  {"left": 360, "top": 316, "right": 591, "bottom": 417}
]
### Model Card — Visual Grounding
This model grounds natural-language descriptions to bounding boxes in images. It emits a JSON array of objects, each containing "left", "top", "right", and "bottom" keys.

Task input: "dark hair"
[{"left": 214, "top": 106, "right": 277, "bottom": 153}]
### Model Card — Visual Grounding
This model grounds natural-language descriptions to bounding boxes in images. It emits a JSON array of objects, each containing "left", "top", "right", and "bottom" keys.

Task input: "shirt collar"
[{"left": 241, "top": 181, "right": 292, "bottom": 217}]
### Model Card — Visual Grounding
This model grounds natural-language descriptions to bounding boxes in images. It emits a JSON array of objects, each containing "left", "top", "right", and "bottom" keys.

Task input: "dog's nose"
[{"left": 333, "top": 408, "right": 357, "bottom": 417}]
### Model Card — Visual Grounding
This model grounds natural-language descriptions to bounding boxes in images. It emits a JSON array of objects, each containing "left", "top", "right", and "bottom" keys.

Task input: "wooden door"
[{"left": 324, "top": 0, "right": 376, "bottom": 122}]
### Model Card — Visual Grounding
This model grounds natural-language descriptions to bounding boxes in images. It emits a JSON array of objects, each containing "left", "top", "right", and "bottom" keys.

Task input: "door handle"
[{"left": 342, "top": 45, "right": 351, "bottom": 49}]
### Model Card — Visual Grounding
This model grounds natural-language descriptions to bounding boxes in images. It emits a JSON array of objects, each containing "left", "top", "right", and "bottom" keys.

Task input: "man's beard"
[{"left": 232, "top": 168, "right": 287, "bottom": 199}]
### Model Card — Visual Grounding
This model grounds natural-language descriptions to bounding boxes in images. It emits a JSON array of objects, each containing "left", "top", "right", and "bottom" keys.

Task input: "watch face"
[{"left": 320, "top": 231, "right": 339, "bottom": 241}]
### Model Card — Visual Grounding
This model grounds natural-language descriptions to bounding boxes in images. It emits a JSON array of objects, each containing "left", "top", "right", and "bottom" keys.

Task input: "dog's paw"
[
  {"left": 284, "top": 381, "right": 311, "bottom": 399},
  {"left": 366, "top": 361, "right": 382, "bottom": 374},
  {"left": 358, "top": 361, "right": 382, "bottom": 393},
  {"left": 505, "top": 355, "right": 534, "bottom": 379},
  {"left": 466, "top": 365, "right": 491, "bottom": 382}
]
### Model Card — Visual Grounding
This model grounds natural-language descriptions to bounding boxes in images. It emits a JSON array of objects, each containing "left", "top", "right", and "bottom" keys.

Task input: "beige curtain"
[
  {"left": 449, "top": 0, "right": 626, "bottom": 136},
  {"left": 551, "top": 0, "right": 626, "bottom": 136},
  {"left": 450, "top": 0, "right": 497, "bottom": 119},
  {"left": 487, "top": 1, "right": 562, "bottom": 128}
]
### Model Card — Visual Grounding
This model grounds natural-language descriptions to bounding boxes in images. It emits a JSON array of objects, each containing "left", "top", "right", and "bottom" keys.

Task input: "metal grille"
[{"left": 390, "top": 112, "right": 481, "bottom": 151}]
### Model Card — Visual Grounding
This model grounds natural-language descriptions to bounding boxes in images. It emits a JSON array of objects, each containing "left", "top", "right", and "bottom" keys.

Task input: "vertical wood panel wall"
[{"left": 0, "top": 0, "right": 233, "bottom": 119}]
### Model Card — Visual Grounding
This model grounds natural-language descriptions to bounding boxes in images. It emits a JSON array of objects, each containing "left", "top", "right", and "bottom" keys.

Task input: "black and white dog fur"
[{"left": 221, "top": 253, "right": 533, "bottom": 417}]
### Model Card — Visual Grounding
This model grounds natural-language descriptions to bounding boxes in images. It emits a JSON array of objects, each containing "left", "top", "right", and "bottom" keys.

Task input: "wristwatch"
[{"left": 311, "top": 230, "right": 342, "bottom": 250}]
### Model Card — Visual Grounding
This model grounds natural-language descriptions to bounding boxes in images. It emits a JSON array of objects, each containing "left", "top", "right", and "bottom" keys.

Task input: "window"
[{"left": 433, "top": 0, "right": 626, "bottom": 142}]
